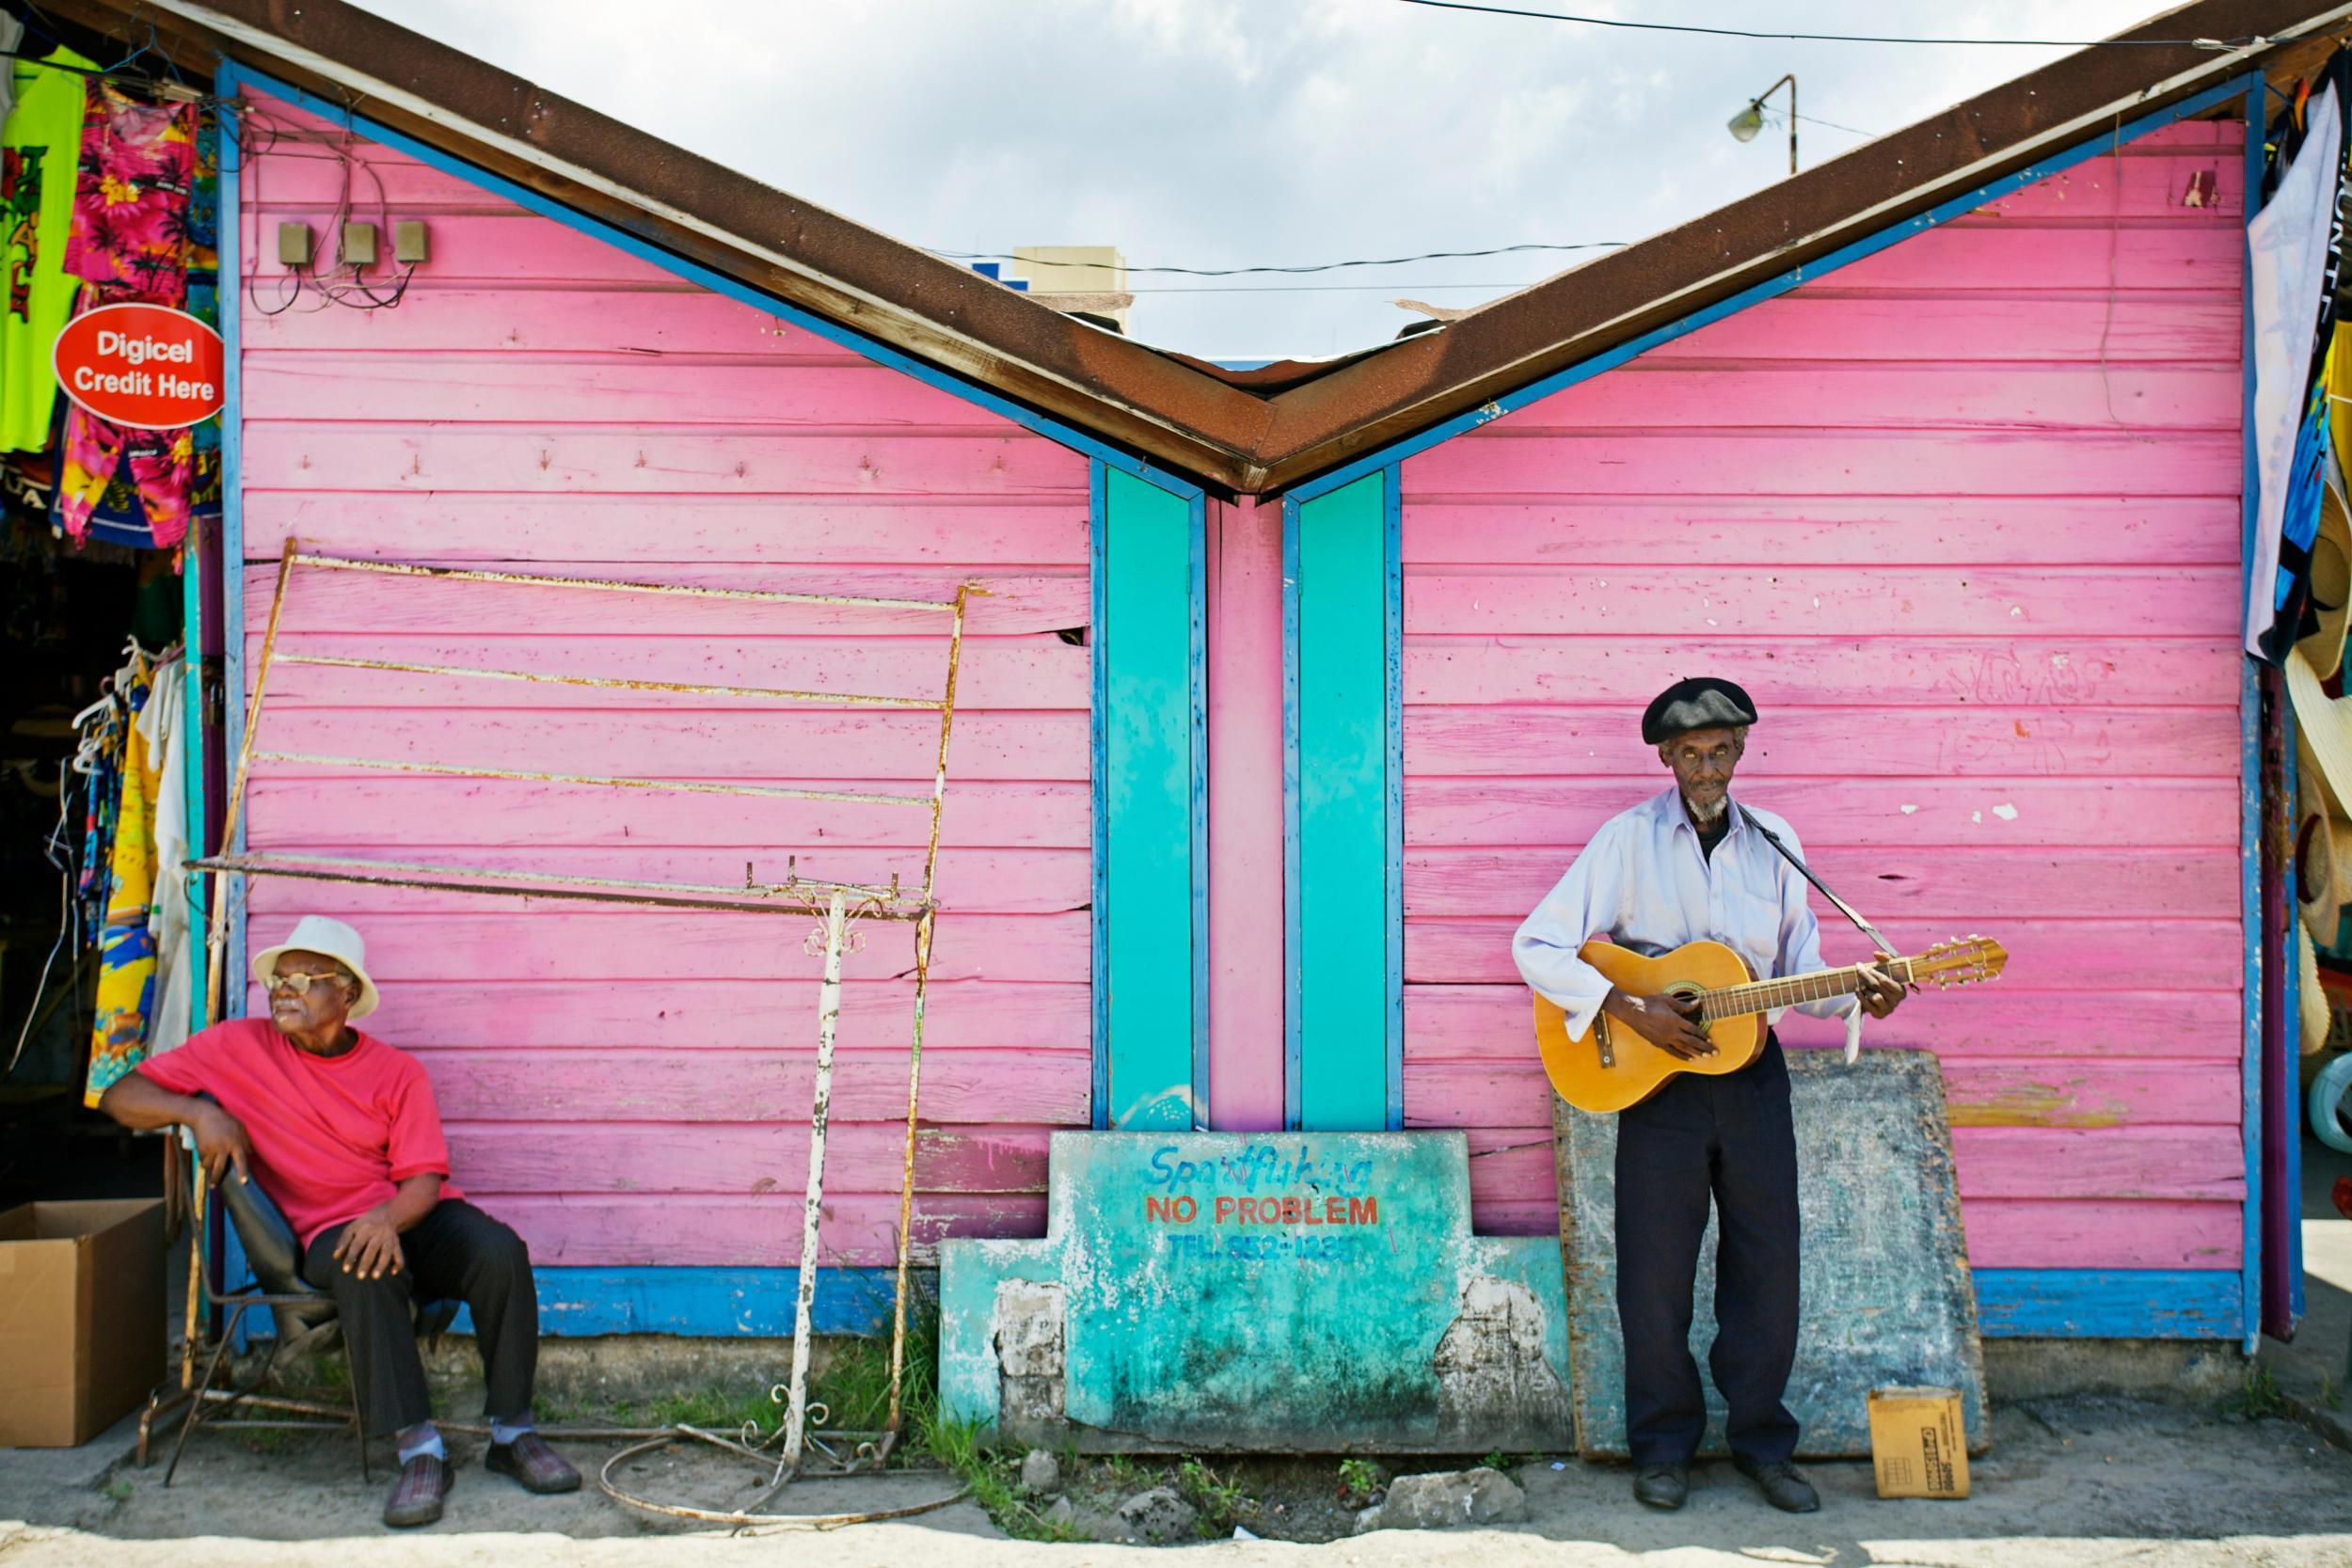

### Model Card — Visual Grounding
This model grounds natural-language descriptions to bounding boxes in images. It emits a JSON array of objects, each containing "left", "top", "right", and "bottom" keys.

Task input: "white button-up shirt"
[{"left": 1511, "top": 786, "right": 1865, "bottom": 1060}]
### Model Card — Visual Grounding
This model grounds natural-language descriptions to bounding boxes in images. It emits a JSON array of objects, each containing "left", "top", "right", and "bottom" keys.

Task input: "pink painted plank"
[
  {"left": 1963, "top": 152, "right": 2242, "bottom": 221},
  {"left": 1404, "top": 636, "right": 2236, "bottom": 707},
  {"left": 240, "top": 427, "right": 1087, "bottom": 496},
  {"left": 243, "top": 910, "right": 1088, "bottom": 985},
  {"left": 1405, "top": 704, "right": 2234, "bottom": 778},
  {"left": 251, "top": 633, "right": 1086, "bottom": 711},
  {"left": 248, "top": 151, "right": 522, "bottom": 212},
  {"left": 245, "top": 778, "right": 1088, "bottom": 848},
  {"left": 246, "top": 846, "right": 1086, "bottom": 915},
  {"left": 240, "top": 289, "right": 840, "bottom": 356},
  {"left": 1958, "top": 1199, "right": 2241, "bottom": 1270},
  {"left": 485, "top": 1193, "right": 1046, "bottom": 1267},
  {"left": 243, "top": 356, "right": 1017, "bottom": 427},
  {"left": 1399, "top": 500, "right": 2237, "bottom": 568},
  {"left": 1480, "top": 364, "right": 2237, "bottom": 431},
  {"left": 1804, "top": 225, "right": 2240, "bottom": 293},
  {"left": 1404, "top": 989, "right": 2241, "bottom": 1062},
  {"left": 1949, "top": 1126, "right": 2244, "bottom": 1200},
  {"left": 243, "top": 495, "right": 1089, "bottom": 565},
  {"left": 1206, "top": 499, "right": 1288, "bottom": 1131},
  {"left": 1635, "top": 296, "right": 2238, "bottom": 364},
  {"left": 241, "top": 709, "right": 1087, "bottom": 782},
  {"left": 1404, "top": 916, "right": 2240, "bottom": 992},
  {"left": 1406, "top": 779, "right": 2237, "bottom": 849},
  {"left": 1405, "top": 849, "right": 2236, "bottom": 920},
  {"left": 1941, "top": 1058, "right": 2239, "bottom": 1128},
  {"left": 373, "top": 979, "right": 1087, "bottom": 1052},
  {"left": 1400, "top": 431, "right": 2239, "bottom": 495},
  {"left": 1402, "top": 568, "right": 2234, "bottom": 637},
  {"left": 247, "top": 213, "right": 680, "bottom": 286},
  {"left": 240, "top": 564, "right": 1086, "bottom": 636},
  {"left": 417, "top": 1047, "right": 1089, "bottom": 1124},
  {"left": 446, "top": 1122, "right": 1055, "bottom": 1196}
]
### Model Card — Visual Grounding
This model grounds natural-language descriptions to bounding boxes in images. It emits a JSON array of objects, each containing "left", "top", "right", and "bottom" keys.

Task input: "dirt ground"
[{"left": 7, "top": 1394, "right": 2352, "bottom": 1566}]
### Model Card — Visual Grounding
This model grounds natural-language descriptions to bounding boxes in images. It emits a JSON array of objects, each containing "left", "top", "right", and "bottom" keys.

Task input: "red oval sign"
[{"left": 53, "top": 303, "right": 225, "bottom": 430}]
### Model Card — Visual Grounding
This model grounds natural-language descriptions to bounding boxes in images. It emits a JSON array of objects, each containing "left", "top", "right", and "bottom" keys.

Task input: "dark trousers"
[
  {"left": 1614, "top": 1036, "right": 1801, "bottom": 1467},
  {"left": 301, "top": 1198, "right": 538, "bottom": 1438}
]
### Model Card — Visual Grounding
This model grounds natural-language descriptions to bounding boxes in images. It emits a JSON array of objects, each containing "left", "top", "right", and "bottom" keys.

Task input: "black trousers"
[
  {"left": 1614, "top": 1036, "right": 1801, "bottom": 1467},
  {"left": 301, "top": 1198, "right": 538, "bottom": 1438}
]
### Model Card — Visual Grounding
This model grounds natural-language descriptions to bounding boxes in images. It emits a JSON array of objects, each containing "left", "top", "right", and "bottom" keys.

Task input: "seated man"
[{"left": 99, "top": 914, "right": 578, "bottom": 1528}]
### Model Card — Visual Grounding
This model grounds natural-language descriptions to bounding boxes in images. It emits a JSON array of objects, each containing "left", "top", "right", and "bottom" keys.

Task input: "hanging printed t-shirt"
[{"left": 0, "top": 47, "right": 97, "bottom": 452}]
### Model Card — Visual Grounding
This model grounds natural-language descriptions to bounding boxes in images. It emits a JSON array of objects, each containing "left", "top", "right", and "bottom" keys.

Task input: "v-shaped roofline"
[{"left": 48, "top": 0, "right": 2352, "bottom": 494}]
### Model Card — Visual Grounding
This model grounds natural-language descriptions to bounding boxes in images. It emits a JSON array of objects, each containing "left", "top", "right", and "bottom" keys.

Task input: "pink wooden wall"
[
  {"left": 1398, "top": 119, "right": 2248, "bottom": 1271},
  {"left": 234, "top": 93, "right": 1091, "bottom": 1270}
]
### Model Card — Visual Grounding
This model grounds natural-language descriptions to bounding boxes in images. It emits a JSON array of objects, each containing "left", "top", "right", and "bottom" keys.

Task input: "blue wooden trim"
[
  {"left": 2240, "top": 81, "right": 2266, "bottom": 1355},
  {"left": 1382, "top": 467, "right": 1404, "bottom": 1132},
  {"left": 212, "top": 63, "right": 1205, "bottom": 504},
  {"left": 219, "top": 64, "right": 250, "bottom": 1024},
  {"left": 422, "top": 1269, "right": 911, "bottom": 1338},
  {"left": 1975, "top": 1269, "right": 2245, "bottom": 1339},
  {"left": 1287, "top": 70, "right": 2266, "bottom": 505},
  {"left": 1280, "top": 495, "right": 1303, "bottom": 1132},
  {"left": 1189, "top": 489, "right": 1211, "bottom": 1131},
  {"left": 1089, "top": 460, "right": 1111, "bottom": 1131}
]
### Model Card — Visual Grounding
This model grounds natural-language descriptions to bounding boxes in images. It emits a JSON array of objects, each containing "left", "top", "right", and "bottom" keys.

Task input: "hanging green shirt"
[{"left": 0, "top": 48, "right": 94, "bottom": 453}]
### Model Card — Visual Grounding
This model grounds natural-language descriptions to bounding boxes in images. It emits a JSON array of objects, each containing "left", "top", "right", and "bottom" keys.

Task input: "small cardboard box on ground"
[
  {"left": 1868, "top": 1386, "right": 1970, "bottom": 1499},
  {"left": 0, "top": 1200, "right": 165, "bottom": 1447}
]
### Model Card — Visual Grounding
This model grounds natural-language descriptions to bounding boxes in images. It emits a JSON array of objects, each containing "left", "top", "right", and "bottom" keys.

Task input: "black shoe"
[
  {"left": 485, "top": 1432, "right": 581, "bottom": 1495},
  {"left": 382, "top": 1454, "right": 451, "bottom": 1528},
  {"left": 1633, "top": 1463, "right": 1689, "bottom": 1510},
  {"left": 1734, "top": 1457, "right": 1820, "bottom": 1513}
]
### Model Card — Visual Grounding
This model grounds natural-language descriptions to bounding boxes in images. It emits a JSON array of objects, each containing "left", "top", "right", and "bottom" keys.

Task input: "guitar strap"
[{"left": 1737, "top": 804, "right": 1897, "bottom": 958}]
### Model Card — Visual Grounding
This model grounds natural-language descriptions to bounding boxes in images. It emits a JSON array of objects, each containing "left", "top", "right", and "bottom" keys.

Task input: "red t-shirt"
[{"left": 138, "top": 1019, "right": 462, "bottom": 1247}]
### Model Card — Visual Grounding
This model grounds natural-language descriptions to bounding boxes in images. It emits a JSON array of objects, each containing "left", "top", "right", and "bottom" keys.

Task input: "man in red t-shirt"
[{"left": 100, "top": 915, "right": 578, "bottom": 1528}]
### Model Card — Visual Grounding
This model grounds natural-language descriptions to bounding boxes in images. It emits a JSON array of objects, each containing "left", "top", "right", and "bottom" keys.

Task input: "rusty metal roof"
[{"left": 43, "top": 0, "right": 2352, "bottom": 493}]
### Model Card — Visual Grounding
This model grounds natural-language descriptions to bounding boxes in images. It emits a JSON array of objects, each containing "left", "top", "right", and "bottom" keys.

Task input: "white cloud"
[{"left": 353, "top": 0, "right": 2171, "bottom": 358}]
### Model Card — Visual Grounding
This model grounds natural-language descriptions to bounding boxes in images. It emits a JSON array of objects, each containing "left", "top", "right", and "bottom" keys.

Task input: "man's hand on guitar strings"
[
  {"left": 1604, "top": 987, "right": 1716, "bottom": 1061},
  {"left": 1857, "top": 953, "right": 1908, "bottom": 1021}
]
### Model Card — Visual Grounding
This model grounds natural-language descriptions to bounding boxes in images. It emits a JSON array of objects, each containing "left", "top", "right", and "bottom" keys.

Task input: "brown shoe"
[
  {"left": 485, "top": 1432, "right": 580, "bottom": 1495},
  {"left": 383, "top": 1454, "right": 451, "bottom": 1528}
]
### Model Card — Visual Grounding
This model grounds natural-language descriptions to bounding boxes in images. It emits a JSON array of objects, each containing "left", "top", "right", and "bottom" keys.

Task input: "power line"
[
  {"left": 933, "top": 240, "right": 1625, "bottom": 277},
  {"left": 1390, "top": 0, "right": 2259, "bottom": 49}
]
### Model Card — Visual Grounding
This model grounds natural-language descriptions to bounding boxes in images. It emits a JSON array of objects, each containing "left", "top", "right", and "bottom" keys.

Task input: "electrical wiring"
[{"left": 1390, "top": 0, "right": 2261, "bottom": 49}]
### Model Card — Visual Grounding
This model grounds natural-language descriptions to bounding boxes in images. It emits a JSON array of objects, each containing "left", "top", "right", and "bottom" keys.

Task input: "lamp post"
[{"left": 1728, "top": 73, "right": 1798, "bottom": 175}]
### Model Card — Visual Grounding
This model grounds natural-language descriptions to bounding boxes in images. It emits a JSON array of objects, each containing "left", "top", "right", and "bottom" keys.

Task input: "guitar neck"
[{"left": 1697, "top": 958, "right": 1912, "bottom": 1022}]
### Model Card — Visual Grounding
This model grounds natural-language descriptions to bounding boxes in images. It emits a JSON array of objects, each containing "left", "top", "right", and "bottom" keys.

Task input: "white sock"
[
  {"left": 490, "top": 1418, "right": 534, "bottom": 1446},
  {"left": 394, "top": 1422, "right": 445, "bottom": 1465}
]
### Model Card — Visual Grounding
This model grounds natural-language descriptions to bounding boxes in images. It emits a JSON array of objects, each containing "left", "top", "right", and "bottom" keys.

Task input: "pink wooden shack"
[{"left": 60, "top": 0, "right": 2332, "bottom": 1351}]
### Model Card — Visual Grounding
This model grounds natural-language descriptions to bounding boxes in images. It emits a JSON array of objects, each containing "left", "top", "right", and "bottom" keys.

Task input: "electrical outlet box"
[
  {"left": 392, "top": 220, "right": 429, "bottom": 264},
  {"left": 276, "top": 221, "right": 311, "bottom": 267},
  {"left": 341, "top": 221, "right": 378, "bottom": 267}
]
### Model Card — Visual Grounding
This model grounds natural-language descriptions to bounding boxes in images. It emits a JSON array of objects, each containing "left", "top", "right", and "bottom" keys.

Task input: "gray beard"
[{"left": 1684, "top": 793, "right": 1729, "bottom": 826}]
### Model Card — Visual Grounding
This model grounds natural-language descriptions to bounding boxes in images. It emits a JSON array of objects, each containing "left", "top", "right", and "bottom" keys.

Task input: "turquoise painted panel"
[
  {"left": 1973, "top": 1269, "right": 2243, "bottom": 1338},
  {"left": 940, "top": 1132, "right": 1567, "bottom": 1451},
  {"left": 1557, "top": 1051, "right": 1988, "bottom": 1458},
  {"left": 1103, "top": 469, "right": 1197, "bottom": 1129},
  {"left": 1295, "top": 474, "right": 1391, "bottom": 1130}
]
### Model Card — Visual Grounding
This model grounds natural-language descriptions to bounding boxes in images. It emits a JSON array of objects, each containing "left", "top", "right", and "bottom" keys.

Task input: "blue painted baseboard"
[{"left": 1974, "top": 1269, "right": 2244, "bottom": 1339}]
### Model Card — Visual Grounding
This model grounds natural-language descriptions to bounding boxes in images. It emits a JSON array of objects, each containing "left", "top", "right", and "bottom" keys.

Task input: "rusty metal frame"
[{"left": 164, "top": 542, "right": 972, "bottom": 1512}]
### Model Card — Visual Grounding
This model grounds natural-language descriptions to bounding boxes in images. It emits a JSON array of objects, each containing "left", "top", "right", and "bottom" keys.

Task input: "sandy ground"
[{"left": 6, "top": 1394, "right": 2352, "bottom": 1567}]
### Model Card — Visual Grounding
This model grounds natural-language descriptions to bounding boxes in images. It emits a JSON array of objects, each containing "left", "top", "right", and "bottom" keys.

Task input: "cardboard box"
[
  {"left": 0, "top": 1200, "right": 166, "bottom": 1448},
  {"left": 1868, "top": 1385, "right": 1971, "bottom": 1499}
]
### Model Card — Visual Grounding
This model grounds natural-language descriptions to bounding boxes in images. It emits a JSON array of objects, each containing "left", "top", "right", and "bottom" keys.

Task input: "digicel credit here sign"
[{"left": 53, "top": 303, "right": 226, "bottom": 429}]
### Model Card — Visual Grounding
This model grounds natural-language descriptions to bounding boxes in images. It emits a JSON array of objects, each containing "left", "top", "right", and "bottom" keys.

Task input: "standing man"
[
  {"left": 1511, "top": 679, "right": 1905, "bottom": 1513},
  {"left": 98, "top": 915, "right": 579, "bottom": 1528}
]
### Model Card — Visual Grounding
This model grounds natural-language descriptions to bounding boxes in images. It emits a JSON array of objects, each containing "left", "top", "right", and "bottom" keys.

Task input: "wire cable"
[{"left": 1391, "top": 0, "right": 2259, "bottom": 48}]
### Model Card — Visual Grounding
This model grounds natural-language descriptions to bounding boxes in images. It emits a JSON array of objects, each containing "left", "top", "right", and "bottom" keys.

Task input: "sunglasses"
[{"left": 266, "top": 969, "right": 348, "bottom": 997}]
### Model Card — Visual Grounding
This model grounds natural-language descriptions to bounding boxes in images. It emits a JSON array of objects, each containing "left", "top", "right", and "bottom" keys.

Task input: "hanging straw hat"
[
  {"left": 2303, "top": 474, "right": 2352, "bottom": 681},
  {"left": 2305, "top": 924, "right": 2336, "bottom": 1056},
  {"left": 2299, "top": 748, "right": 2347, "bottom": 945}
]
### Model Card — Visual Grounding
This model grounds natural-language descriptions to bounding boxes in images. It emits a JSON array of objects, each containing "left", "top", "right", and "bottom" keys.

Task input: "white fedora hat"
[{"left": 251, "top": 915, "right": 381, "bottom": 1021}]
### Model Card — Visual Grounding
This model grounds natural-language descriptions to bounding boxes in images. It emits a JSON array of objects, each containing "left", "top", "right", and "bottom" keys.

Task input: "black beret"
[{"left": 1643, "top": 677, "right": 1758, "bottom": 744}]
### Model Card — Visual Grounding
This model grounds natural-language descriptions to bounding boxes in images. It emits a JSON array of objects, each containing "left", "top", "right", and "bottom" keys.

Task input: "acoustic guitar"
[{"left": 1533, "top": 935, "right": 2008, "bottom": 1114}]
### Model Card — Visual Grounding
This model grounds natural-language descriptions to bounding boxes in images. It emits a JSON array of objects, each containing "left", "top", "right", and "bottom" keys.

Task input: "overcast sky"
[{"left": 353, "top": 0, "right": 2175, "bottom": 361}]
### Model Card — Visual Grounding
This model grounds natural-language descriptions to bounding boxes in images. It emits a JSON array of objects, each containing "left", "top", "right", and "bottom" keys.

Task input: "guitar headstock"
[{"left": 1899, "top": 935, "right": 2008, "bottom": 990}]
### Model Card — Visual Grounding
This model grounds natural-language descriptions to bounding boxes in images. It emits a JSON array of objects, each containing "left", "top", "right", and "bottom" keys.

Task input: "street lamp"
[{"left": 1729, "top": 73, "right": 1798, "bottom": 175}]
